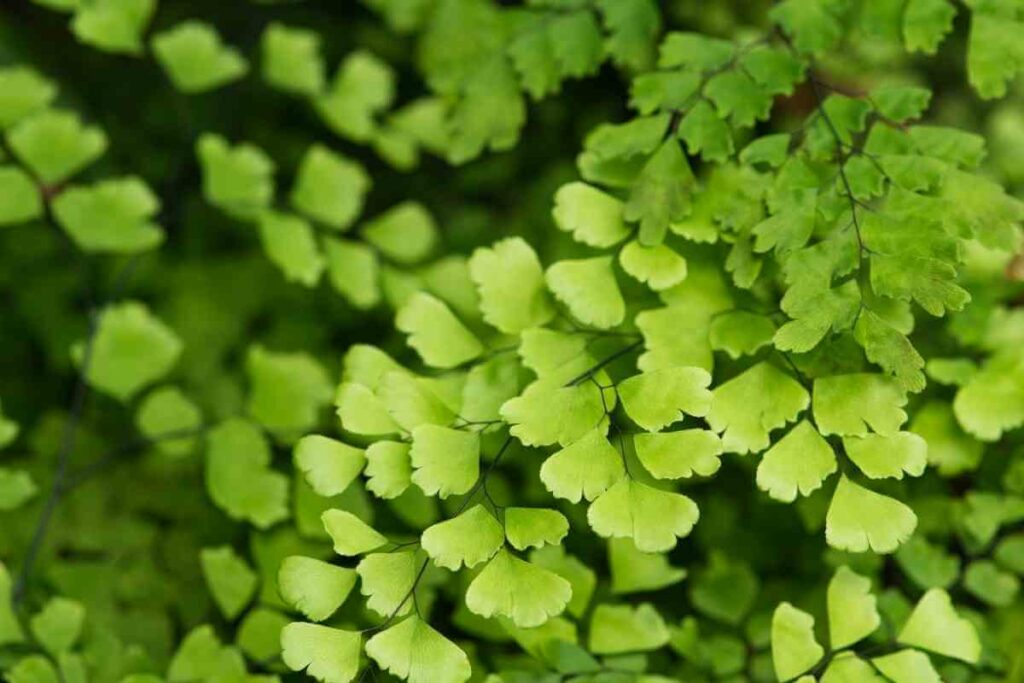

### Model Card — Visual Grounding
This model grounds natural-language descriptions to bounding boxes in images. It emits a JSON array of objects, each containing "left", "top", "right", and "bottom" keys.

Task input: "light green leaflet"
[
  {"left": 364, "top": 441, "right": 411, "bottom": 499},
  {"left": 617, "top": 366, "right": 712, "bottom": 431},
  {"left": 7, "top": 110, "right": 107, "bottom": 184},
  {"left": 0, "top": 67, "right": 56, "bottom": 128},
  {"left": 589, "top": 603, "right": 669, "bottom": 655},
  {"left": 813, "top": 373, "right": 908, "bottom": 437},
  {"left": 545, "top": 256, "right": 625, "bottom": 329},
  {"left": 871, "top": 650, "right": 942, "bottom": 683},
  {"left": 261, "top": 22, "right": 325, "bottom": 96},
  {"left": 152, "top": 21, "right": 248, "bottom": 93},
  {"left": 205, "top": 419, "right": 289, "bottom": 529},
  {"left": 0, "top": 563, "right": 24, "bottom": 644},
  {"left": 539, "top": 428, "right": 624, "bottom": 502},
  {"left": 843, "top": 432, "right": 927, "bottom": 480},
  {"left": 504, "top": 507, "right": 569, "bottom": 550},
  {"left": 469, "top": 237, "right": 554, "bottom": 334},
  {"left": 71, "top": 0, "right": 155, "bottom": 55},
  {"left": 365, "top": 616, "right": 471, "bottom": 683},
  {"left": 897, "top": 589, "right": 981, "bottom": 663},
  {"left": 707, "top": 362, "right": 809, "bottom": 454},
  {"left": 825, "top": 476, "right": 917, "bottom": 554},
  {"left": 322, "top": 509, "right": 387, "bottom": 556},
  {"left": 396, "top": 293, "right": 483, "bottom": 369},
  {"left": 316, "top": 50, "right": 395, "bottom": 142},
  {"left": 246, "top": 345, "right": 332, "bottom": 438},
  {"left": 199, "top": 546, "right": 258, "bottom": 620},
  {"left": 771, "top": 602, "right": 823, "bottom": 681},
  {"left": 196, "top": 133, "right": 275, "bottom": 220},
  {"left": 257, "top": 211, "right": 325, "bottom": 287},
  {"left": 53, "top": 177, "right": 163, "bottom": 253},
  {"left": 280, "top": 622, "right": 360, "bottom": 683},
  {"left": 409, "top": 425, "right": 479, "bottom": 498},
  {"left": 502, "top": 379, "right": 608, "bottom": 448},
  {"left": 0, "top": 469, "right": 36, "bottom": 512},
  {"left": 421, "top": 504, "right": 503, "bottom": 570},
  {"left": 587, "top": 478, "right": 699, "bottom": 552},
  {"left": 134, "top": 386, "right": 201, "bottom": 457},
  {"left": 827, "top": 566, "right": 880, "bottom": 649},
  {"left": 278, "top": 556, "right": 357, "bottom": 622},
  {"left": 75, "top": 301, "right": 182, "bottom": 402},
  {"left": 290, "top": 145, "right": 370, "bottom": 230},
  {"left": 361, "top": 201, "right": 436, "bottom": 264},
  {"left": 465, "top": 549, "right": 572, "bottom": 627},
  {"left": 608, "top": 538, "right": 686, "bottom": 594},
  {"left": 634, "top": 429, "right": 723, "bottom": 479},
  {"left": 756, "top": 420, "right": 836, "bottom": 502},
  {"left": 29, "top": 597, "right": 84, "bottom": 656},
  {"left": 0, "top": 166, "right": 42, "bottom": 226},
  {"left": 324, "top": 238, "right": 381, "bottom": 309},
  {"left": 618, "top": 240, "right": 688, "bottom": 291},
  {"left": 356, "top": 551, "right": 419, "bottom": 618},
  {"left": 552, "top": 181, "right": 630, "bottom": 248},
  {"left": 708, "top": 310, "right": 776, "bottom": 358},
  {"left": 294, "top": 435, "right": 366, "bottom": 497}
]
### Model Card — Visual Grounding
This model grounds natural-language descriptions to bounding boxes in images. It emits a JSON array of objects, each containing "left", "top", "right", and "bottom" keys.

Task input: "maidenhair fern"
[{"left": 1, "top": 1, "right": 1024, "bottom": 683}]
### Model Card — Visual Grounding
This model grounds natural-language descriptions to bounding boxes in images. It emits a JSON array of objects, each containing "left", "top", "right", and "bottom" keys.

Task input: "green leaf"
[
  {"left": 197, "top": 133, "right": 274, "bottom": 220},
  {"left": 261, "top": 22, "right": 325, "bottom": 95},
  {"left": 199, "top": 546, "right": 257, "bottom": 620},
  {"left": 618, "top": 240, "right": 688, "bottom": 291},
  {"left": 895, "top": 536, "right": 960, "bottom": 589},
  {"left": 361, "top": 201, "right": 436, "bottom": 264},
  {"left": 826, "top": 476, "right": 917, "bottom": 554},
  {"left": 396, "top": 293, "right": 483, "bottom": 369},
  {"left": 658, "top": 32, "right": 735, "bottom": 69},
  {"left": 740, "top": 46, "right": 804, "bottom": 95},
  {"left": 71, "top": 0, "right": 155, "bottom": 55},
  {"left": 0, "top": 563, "right": 24, "bottom": 645},
  {"left": 963, "top": 560, "right": 1020, "bottom": 607},
  {"left": 238, "top": 607, "right": 289, "bottom": 663},
  {"left": 6, "top": 656, "right": 59, "bottom": 683},
  {"left": 152, "top": 21, "right": 248, "bottom": 93},
  {"left": 634, "top": 429, "right": 723, "bottom": 479},
  {"left": 278, "top": 556, "right": 357, "bottom": 622},
  {"left": 0, "top": 67, "right": 56, "bottom": 128},
  {"left": 770, "top": 0, "right": 843, "bottom": 54},
  {"left": 756, "top": 420, "right": 836, "bottom": 502},
  {"left": 167, "top": 626, "right": 246, "bottom": 682},
  {"left": 871, "top": 650, "right": 941, "bottom": 683},
  {"left": 29, "top": 597, "right": 85, "bottom": 656},
  {"left": 740, "top": 134, "right": 791, "bottom": 167},
  {"left": 630, "top": 70, "right": 701, "bottom": 115},
  {"left": 609, "top": 537, "right": 686, "bottom": 594},
  {"left": 52, "top": 177, "right": 163, "bottom": 253},
  {"left": 872, "top": 84, "right": 931, "bottom": 122},
  {"left": 246, "top": 345, "right": 332, "bottom": 437},
  {"left": 589, "top": 603, "right": 669, "bottom": 655},
  {"left": 323, "top": 509, "right": 387, "bottom": 556},
  {"left": 7, "top": 110, "right": 107, "bottom": 184},
  {"left": 466, "top": 549, "right": 572, "bottom": 627},
  {"left": 76, "top": 301, "right": 182, "bottom": 402},
  {"left": 903, "top": 0, "right": 956, "bottom": 53},
  {"left": 315, "top": 50, "right": 395, "bottom": 141},
  {"left": 530, "top": 545, "right": 596, "bottom": 618},
  {"left": 820, "top": 653, "right": 886, "bottom": 682},
  {"left": 0, "top": 400, "right": 17, "bottom": 450},
  {"left": 967, "top": 13, "right": 1024, "bottom": 100},
  {"left": 587, "top": 478, "right": 699, "bottom": 552},
  {"left": 469, "top": 237, "right": 554, "bottom": 334},
  {"left": 855, "top": 310, "right": 926, "bottom": 393},
  {"left": 409, "top": 425, "right": 479, "bottom": 498},
  {"left": 624, "top": 139, "right": 695, "bottom": 245},
  {"left": 771, "top": 602, "right": 824, "bottom": 682},
  {"left": 365, "top": 616, "right": 471, "bottom": 683},
  {"left": 708, "top": 311, "right": 775, "bottom": 359},
  {"left": 827, "top": 566, "right": 880, "bottom": 649},
  {"left": 505, "top": 508, "right": 569, "bottom": 550},
  {"left": 357, "top": 551, "right": 419, "bottom": 618},
  {"left": 0, "top": 469, "right": 37, "bottom": 511},
  {"left": 843, "top": 432, "right": 927, "bottom": 480},
  {"left": 378, "top": 371, "right": 457, "bottom": 432},
  {"left": 679, "top": 100, "right": 737, "bottom": 162},
  {"left": 205, "top": 419, "right": 290, "bottom": 528},
  {"left": 364, "top": 441, "right": 411, "bottom": 499},
  {"left": 324, "top": 238, "right": 381, "bottom": 309},
  {"left": 595, "top": 0, "right": 660, "bottom": 71},
  {"left": 995, "top": 534, "right": 1024, "bottom": 575},
  {"left": 953, "top": 352, "right": 1024, "bottom": 441},
  {"left": 257, "top": 211, "right": 324, "bottom": 286},
  {"left": 704, "top": 70, "right": 772, "bottom": 128},
  {"left": 294, "top": 437, "right": 365, "bottom": 501},
  {"left": 552, "top": 181, "right": 630, "bottom": 248},
  {"left": 288, "top": 144, "right": 370, "bottom": 230},
  {"left": 545, "top": 256, "right": 625, "bottom": 329},
  {"left": 707, "top": 362, "right": 809, "bottom": 454},
  {"left": 897, "top": 589, "right": 980, "bottom": 663},
  {"left": 690, "top": 554, "right": 759, "bottom": 625},
  {"left": 618, "top": 366, "right": 711, "bottom": 431},
  {"left": 540, "top": 427, "right": 625, "bottom": 502},
  {"left": 813, "top": 374, "right": 908, "bottom": 437},
  {"left": 134, "top": 386, "right": 201, "bottom": 456},
  {"left": 281, "top": 622, "right": 361, "bottom": 683},
  {"left": 503, "top": 379, "right": 608, "bottom": 448},
  {"left": 0, "top": 166, "right": 42, "bottom": 226},
  {"left": 421, "top": 504, "right": 503, "bottom": 570}
]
